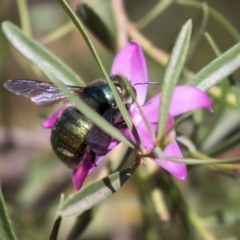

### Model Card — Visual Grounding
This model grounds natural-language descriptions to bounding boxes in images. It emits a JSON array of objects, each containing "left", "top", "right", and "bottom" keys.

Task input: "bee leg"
[
  {"left": 92, "top": 154, "right": 98, "bottom": 167},
  {"left": 85, "top": 146, "right": 97, "bottom": 167},
  {"left": 88, "top": 148, "right": 98, "bottom": 167}
]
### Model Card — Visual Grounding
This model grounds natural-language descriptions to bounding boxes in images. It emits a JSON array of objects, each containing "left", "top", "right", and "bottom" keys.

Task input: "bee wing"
[
  {"left": 4, "top": 79, "right": 83, "bottom": 106},
  {"left": 85, "top": 109, "right": 114, "bottom": 154}
]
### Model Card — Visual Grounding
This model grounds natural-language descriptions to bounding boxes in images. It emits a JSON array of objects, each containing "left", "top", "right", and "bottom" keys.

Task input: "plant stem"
[
  {"left": 160, "top": 172, "right": 216, "bottom": 240},
  {"left": 136, "top": 0, "right": 173, "bottom": 29},
  {"left": 0, "top": 186, "right": 17, "bottom": 240},
  {"left": 16, "top": 0, "right": 31, "bottom": 36}
]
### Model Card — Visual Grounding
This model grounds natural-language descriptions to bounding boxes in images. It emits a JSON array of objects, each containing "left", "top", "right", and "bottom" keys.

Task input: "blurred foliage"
[{"left": 1, "top": 0, "right": 240, "bottom": 239}]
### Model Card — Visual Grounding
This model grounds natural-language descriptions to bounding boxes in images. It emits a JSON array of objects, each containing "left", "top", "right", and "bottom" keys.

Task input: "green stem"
[
  {"left": 206, "top": 131, "right": 240, "bottom": 156},
  {"left": 136, "top": 0, "right": 173, "bottom": 29},
  {"left": 157, "top": 20, "right": 192, "bottom": 141},
  {"left": 161, "top": 172, "right": 216, "bottom": 240},
  {"left": 165, "top": 111, "right": 193, "bottom": 137},
  {"left": 187, "top": 210, "right": 215, "bottom": 240},
  {"left": 186, "top": 2, "right": 209, "bottom": 62},
  {"left": 135, "top": 170, "right": 163, "bottom": 240},
  {"left": 127, "top": 22, "right": 169, "bottom": 66},
  {"left": 42, "top": 21, "right": 74, "bottom": 44},
  {"left": 67, "top": 209, "right": 94, "bottom": 240},
  {"left": 166, "top": 155, "right": 240, "bottom": 165},
  {"left": 16, "top": 0, "right": 31, "bottom": 36},
  {"left": 49, "top": 194, "right": 64, "bottom": 240},
  {"left": 111, "top": 0, "right": 128, "bottom": 49},
  {"left": 0, "top": 186, "right": 17, "bottom": 240},
  {"left": 176, "top": 0, "right": 240, "bottom": 42}
]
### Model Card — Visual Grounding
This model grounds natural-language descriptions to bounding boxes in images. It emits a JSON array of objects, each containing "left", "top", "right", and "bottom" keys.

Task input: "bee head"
[{"left": 110, "top": 75, "right": 136, "bottom": 106}]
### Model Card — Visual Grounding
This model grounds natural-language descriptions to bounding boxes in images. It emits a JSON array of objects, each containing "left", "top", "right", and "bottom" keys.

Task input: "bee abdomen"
[{"left": 51, "top": 106, "right": 93, "bottom": 168}]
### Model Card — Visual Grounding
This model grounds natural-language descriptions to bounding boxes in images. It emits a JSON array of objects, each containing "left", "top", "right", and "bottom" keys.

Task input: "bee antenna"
[{"left": 134, "top": 82, "right": 161, "bottom": 86}]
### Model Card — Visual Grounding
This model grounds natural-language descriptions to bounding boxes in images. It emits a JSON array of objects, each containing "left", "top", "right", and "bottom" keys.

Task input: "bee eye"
[
  {"left": 116, "top": 86, "right": 122, "bottom": 93},
  {"left": 114, "top": 83, "right": 123, "bottom": 93}
]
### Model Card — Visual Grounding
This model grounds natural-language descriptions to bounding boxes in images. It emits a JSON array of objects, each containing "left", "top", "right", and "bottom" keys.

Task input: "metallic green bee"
[{"left": 4, "top": 75, "right": 136, "bottom": 168}]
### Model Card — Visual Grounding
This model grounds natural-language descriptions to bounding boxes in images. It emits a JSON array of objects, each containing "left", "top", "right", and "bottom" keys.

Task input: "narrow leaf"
[
  {"left": 117, "top": 76, "right": 140, "bottom": 145},
  {"left": 0, "top": 186, "right": 17, "bottom": 240},
  {"left": 49, "top": 217, "right": 62, "bottom": 240},
  {"left": 49, "top": 194, "right": 64, "bottom": 240},
  {"left": 157, "top": 19, "right": 192, "bottom": 141},
  {"left": 207, "top": 131, "right": 240, "bottom": 156},
  {"left": 67, "top": 210, "right": 93, "bottom": 239},
  {"left": 1, "top": 21, "right": 80, "bottom": 85},
  {"left": 205, "top": 33, "right": 240, "bottom": 111},
  {"left": 60, "top": 165, "right": 138, "bottom": 217},
  {"left": 186, "top": 3, "right": 209, "bottom": 62},
  {"left": 204, "top": 32, "right": 221, "bottom": 56},
  {"left": 2, "top": 20, "right": 135, "bottom": 148},
  {"left": 136, "top": 0, "right": 173, "bottom": 29},
  {"left": 188, "top": 42, "right": 240, "bottom": 90},
  {"left": 166, "top": 157, "right": 240, "bottom": 165},
  {"left": 76, "top": 3, "right": 116, "bottom": 51},
  {"left": 201, "top": 110, "right": 240, "bottom": 152},
  {"left": 177, "top": 0, "right": 240, "bottom": 42},
  {"left": 59, "top": 0, "right": 137, "bottom": 146}
]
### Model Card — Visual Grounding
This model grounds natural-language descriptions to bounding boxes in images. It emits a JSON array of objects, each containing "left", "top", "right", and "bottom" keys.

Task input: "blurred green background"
[{"left": 1, "top": 0, "right": 240, "bottom": 239}]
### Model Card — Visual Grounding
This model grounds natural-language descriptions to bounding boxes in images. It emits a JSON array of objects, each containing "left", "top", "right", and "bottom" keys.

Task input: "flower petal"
[
  {"left": 153, "top": 140, "right": 187, "bottom": 180},
  {"left": 141, "top": 85, "right": 212, "bottom": 122},
  {"left": 72, "top": 139, "right": 119, "bottom": 190},
  {"left": 72, "top": 149, "right": 96, "bottom": 190},
  {"left": 169, "top": 85, "right": 212, "bottom": 116},
  {"left": 122, "top": 113, "right": 175, "bottom": 152},
  {"left": 94, "top": 138, "right": 119, "bottom": 163},
  {"left": 41, "top": 104, "right": 69, "bottom": 128},
  {"left": 111, "top": 40, "right": 148, "bottom": 105}
]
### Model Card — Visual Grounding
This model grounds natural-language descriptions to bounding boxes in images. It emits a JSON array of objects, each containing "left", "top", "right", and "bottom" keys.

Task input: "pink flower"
[{"left": 42, "top": 41, "right": 212, "bottom": 190}]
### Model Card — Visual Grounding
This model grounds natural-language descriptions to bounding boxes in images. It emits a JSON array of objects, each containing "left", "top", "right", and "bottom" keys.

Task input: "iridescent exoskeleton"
[{"left": 4, "top": 75, "right": 136, "bottom": 168}]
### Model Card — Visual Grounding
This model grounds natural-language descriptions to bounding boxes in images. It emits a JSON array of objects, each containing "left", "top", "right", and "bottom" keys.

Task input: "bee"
[{"left": 4, "top": 75, "right": 136, "bottom": 168}]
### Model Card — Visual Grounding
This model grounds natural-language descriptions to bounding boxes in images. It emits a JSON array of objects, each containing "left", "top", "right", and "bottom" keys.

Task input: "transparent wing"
[
  {"left": 85, "top": 109, "right": 113, "bottom": 154},
  {"left": 4, "top": 79, "right": 83, "bottom": 106}
]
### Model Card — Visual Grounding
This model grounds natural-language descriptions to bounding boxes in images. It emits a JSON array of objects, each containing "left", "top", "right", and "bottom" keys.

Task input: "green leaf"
[
  {"left": 42, "top": 68, "right": 135, "bottom": 149},
  {"left": 186, "top": 3, "right": 209, "bottom": 62},
  {"left": 59, "top": 0, "right": 138, "bottom": 147},
  {"left": 49, "top": 194, "right": 64, "bottom": 240},
  {"left": 136, "top": 0, "right": 174, "bottom": 29},
  {"left": 204, "top": 32, "right": 221, "bottom": 56},
  {"left": 60, "top": 165, "right": 137, "bottom": 217},
  {"left": 157, "top": 19, "right": 192, "bottom": 141},
  {"left": 49, "top": 218, "right": 62, "bottom": 240},
  {"left": 76, "top": 3, "right": 116, "bottom": 51},
  {"left": 188, "top": 42, "right": 240, "bottom": 90},
  {"left": 81, "top": 0, "right": 116, "bottom": 34},
  {"left": 67, "top": 209, "right": 94, "bottom": 239},
  {"left": 0, "top": 185, "right": 17, "bottom": 240},
  {"left": 2, "top": 20, "right": 134, "bottom": 149},
  {"left": 166, "top": 156, "right": 240, "bottom": 165},
  {"left": 177, "top": 0, "right": 240, "bottom": 42},
  {"left": 204, "top": 32, "right": 240, "bottom": 111},
  {"left": 201, "top": 109, "right": 240, "bottom": 152},
  {"left": 116, "top": 75, "right": 140, "bottom": 145},
  {"left": 207, "top": 131, "right": 240, "bottom": 156},
  {"left": 16, "top": 0, "right": 31, "bottom": 36},
  {"left": 200, "top": 33, "right": 240, "bottom": 153},
  {"left": 17, "top": 158, "right": 57, "bottom": 205},
  {"left": 1, "top": 21, "right": 80, "bottom": 85}
]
